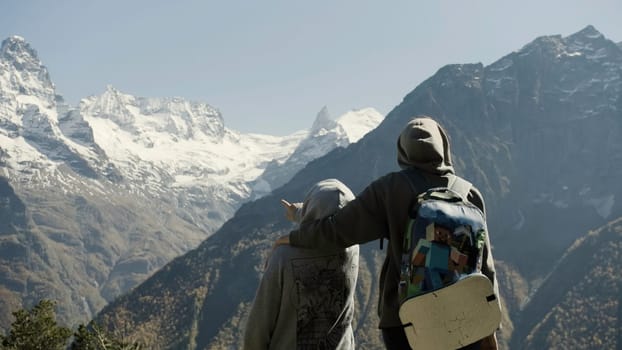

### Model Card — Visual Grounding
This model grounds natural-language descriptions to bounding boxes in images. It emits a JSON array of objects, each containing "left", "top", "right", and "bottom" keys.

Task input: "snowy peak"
[
  {"left": 306, "top": 106, "right": 383, "bottom": 144},
  {"left": 310, "top": 106, "right": 336, "bottom": 133},
  {"left": 81, "top": 86, "right": 225, "bottom": 140},
  {"left": 0, "top": 36, "right": 79, "bottom": 174},
  {"left": 0, "top": 36, "right": 55, "bottom": 100},
  {"left": 252, "top": 107, "right": 383, "bottom": 197},
  {"left": 333, "top": 107, "right": 384, "bottom": 143},
  {"left": 309, "top": 106, "right": 383, "bottom": 142},
  {"left": 136, "top": 96, "right": 225, "bottom": 140},
  {"left": 1, "top": 35, "right": 43, "bottom": 71},
  {"left": 82, "top": 86, "right": 136, "bottom": 127}
]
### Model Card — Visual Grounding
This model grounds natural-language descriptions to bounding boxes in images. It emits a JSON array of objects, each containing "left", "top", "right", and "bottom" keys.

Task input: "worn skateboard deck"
[{"left": 399, "top": 273, "right": 501, "bottom": 350}]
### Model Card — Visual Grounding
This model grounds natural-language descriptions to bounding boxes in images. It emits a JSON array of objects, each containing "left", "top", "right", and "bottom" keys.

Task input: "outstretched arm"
[{"left": 289, "top": 179, "right": 388, "bottom": 249}]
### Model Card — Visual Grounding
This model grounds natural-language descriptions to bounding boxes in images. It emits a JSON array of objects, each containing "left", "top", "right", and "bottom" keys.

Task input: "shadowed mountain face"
[{"left": 95, "top": 26, "right": 622, "bottom": 349}]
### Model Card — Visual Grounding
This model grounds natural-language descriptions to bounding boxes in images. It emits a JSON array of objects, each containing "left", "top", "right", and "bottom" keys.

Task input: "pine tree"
[
  {"left": 0, "top": 300, "right": 143, "bottom": 350},
  {"left": 71, "top": 323, "right": 142, "bottom": 350},
  {"left": 0, "top": 299, "right": 72, "bottom": 350}
]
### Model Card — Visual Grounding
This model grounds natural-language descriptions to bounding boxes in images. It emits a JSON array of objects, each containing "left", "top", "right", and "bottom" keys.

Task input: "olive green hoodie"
[{"left": 290, "top": 116, "right": 498, "bottom": 328}]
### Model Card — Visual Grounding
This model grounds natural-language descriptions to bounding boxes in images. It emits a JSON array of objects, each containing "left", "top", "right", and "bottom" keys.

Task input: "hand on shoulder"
[
  {"left": 265, "top": 234, "right": 291, "bottom": 269},
  {"left": 274, "top": 235, "right": 290, "bottom": 246}
]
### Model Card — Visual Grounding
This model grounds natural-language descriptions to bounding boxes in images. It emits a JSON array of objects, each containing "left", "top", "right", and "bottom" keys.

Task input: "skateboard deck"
[{"left": 399, "top": 273, "right": 501, "bottom": 350}]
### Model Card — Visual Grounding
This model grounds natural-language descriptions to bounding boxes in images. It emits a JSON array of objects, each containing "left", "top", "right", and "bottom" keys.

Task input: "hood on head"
[
  {"left": 299, "top": 179, "right": 355, "bottom": 225},
  {"left": 397, "top": 116, "right": 454, "bottom": 175}
]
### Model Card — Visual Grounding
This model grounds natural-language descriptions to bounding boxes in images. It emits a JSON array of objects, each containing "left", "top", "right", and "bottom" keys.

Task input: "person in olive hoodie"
[
  {"left": 277, "top": 116, "right": 500, "bottom": 349},
  {"left": 244, "top": 179, "right": 359, "bottom": 350}
]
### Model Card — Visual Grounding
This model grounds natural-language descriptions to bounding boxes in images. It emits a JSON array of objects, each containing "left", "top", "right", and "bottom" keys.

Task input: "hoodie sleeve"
[
  {"left": 290, "top": 178, "right": 387, "bottom": 249},
  {"left": 243, "top": 248, "right": 285, "bottom": 350}
]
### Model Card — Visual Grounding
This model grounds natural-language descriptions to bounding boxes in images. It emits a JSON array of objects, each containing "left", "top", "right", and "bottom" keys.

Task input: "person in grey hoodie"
[
  {"left": 243, "top": 178, "right": 359, "bottom": 350},
  {"left": 277, "top": 116, "right": 499, "bottom": 349}
]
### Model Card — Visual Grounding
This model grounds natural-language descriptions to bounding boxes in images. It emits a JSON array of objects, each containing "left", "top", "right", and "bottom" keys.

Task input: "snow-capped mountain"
[
  {"left": 1, "top": 35, "right": 383, "bottom": 233},
  {"left": 76, "top": 85, "right": 311, "bottom": 231},
  {"left": 0, "top": 35, "right": 108, "bottom": 181},
  {"left": 252, "top": 106, "right": 384, "bottom": 197},
  {"left": 0, "top": 35, "right": 383, "bottom": 328}
]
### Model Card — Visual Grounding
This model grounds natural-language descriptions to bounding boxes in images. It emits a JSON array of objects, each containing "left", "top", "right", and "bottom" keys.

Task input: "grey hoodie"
[
  {"left": 290, "top": 116, "right": 498, "bottom": 329},
  {"left": 243, "top": 179, "right": 359, "bottom": 350}
]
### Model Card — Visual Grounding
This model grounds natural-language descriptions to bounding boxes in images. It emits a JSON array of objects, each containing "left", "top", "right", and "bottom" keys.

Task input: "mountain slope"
[{"left": 516, "top": 217, "right": 622, "bottom": 349}]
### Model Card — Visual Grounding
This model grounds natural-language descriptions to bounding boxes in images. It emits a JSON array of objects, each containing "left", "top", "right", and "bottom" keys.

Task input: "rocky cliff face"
[
  {"left": 479, "top": 25, "right": 621, "bottom": 274},
  {"left": 94, "top": 25, "right": 622, "bottom": 349}
]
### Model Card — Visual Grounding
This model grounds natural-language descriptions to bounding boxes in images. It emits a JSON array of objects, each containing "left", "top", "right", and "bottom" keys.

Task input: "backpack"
[{"left": 397, "top": 169, "right": 501, "bottom": 349}]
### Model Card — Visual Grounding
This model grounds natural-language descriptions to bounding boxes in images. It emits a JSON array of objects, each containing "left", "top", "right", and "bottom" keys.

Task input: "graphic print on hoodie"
[{"left": 293, "top": 253, "right": 348, "bottom": 349}]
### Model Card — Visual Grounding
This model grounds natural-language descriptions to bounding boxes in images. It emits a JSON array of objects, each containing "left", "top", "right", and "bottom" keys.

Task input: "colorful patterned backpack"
[{"left": 398, "top": 169, "right": 501, "bottom": 349}]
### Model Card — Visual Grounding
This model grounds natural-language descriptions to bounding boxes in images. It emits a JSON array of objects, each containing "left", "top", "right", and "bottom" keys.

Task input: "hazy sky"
[{"left": 2, "top": 0, "right": 621, "bottom": 135}]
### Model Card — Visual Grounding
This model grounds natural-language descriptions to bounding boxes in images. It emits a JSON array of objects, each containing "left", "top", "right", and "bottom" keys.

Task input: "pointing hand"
[{"left": 280, "top": 199, "right": 299, "bottom": 222}]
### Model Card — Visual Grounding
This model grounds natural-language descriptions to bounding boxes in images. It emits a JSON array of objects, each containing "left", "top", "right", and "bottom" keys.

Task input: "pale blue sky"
[{"left": 2, "top": 0, "right": 621, "bottom": 135}]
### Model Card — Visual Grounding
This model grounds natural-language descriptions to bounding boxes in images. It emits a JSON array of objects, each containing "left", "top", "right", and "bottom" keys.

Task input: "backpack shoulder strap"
[
  {"left": 391, "top": 168, "right": 428, "bottom": 251},
  {"left": 404, "top": 169, "right": 472, "bottom": 200},
  {"left": 447, "top": 175, "right": 472, "bottom": 200}
]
